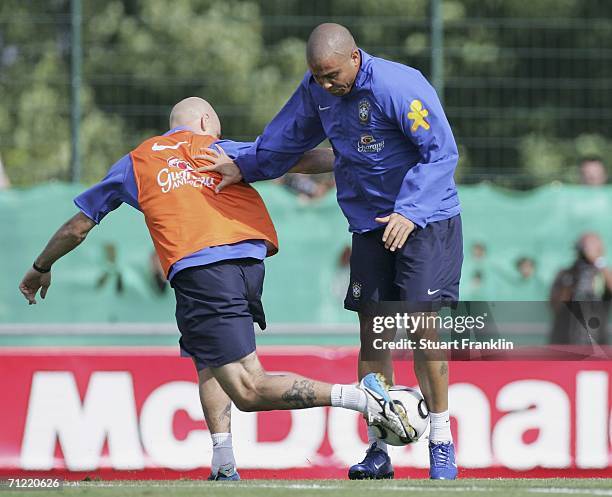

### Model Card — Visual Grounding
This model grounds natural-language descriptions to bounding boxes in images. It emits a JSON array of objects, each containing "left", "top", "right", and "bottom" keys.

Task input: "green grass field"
[{"left": 3, "top": 479, "right": 611, "bottom": 497}]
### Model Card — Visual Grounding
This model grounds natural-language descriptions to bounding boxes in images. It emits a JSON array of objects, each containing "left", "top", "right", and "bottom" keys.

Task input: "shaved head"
[
  {"left": 306, "top": 23, "right": 360, "bottom": 96},
  {"left": 307, "top": 23, "right": 356, "bottom": 65},
  {"left": 169, "top": 96, "right": 221, "bottom": 137}
]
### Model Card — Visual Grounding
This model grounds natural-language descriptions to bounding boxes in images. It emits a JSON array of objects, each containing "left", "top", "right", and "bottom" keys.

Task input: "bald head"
[
  {"left": 306, "top": 23, "right": 360, "bottom": 96},
  {"left": 307, "top": 23, "right": 356, "bottom": 65},
  {"left": 169, "top": 97, "right": 221, "bottom": 137}
]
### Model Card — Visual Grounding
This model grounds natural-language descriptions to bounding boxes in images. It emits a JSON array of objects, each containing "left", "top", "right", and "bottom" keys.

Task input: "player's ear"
[{"left": 350, "top": 48, "right": 360, "bottom": 68}]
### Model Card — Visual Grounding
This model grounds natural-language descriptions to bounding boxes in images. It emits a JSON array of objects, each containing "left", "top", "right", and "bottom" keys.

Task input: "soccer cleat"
[
  {"left": 429, "top": 441, "right": 458, "bottom": 480},
  {"left": 348, "top": 442, "right": 394, "bottom": 480},
  {"left": 208, "top": 464, "right": 240, "bottom": 481},
  {"left": 359, "top": 373, "right": 410, "bottom": 443},
  {"left": 207, "top": 471, "right": 240, "bottom": 481}
]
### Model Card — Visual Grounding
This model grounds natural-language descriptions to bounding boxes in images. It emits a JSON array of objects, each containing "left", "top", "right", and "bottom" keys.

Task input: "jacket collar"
[
  {"left": 352, "top": 49, "right": 372, "bottom": 91},
  {"left": 164, "top": 126, "right": 189, "bottom": 136}
]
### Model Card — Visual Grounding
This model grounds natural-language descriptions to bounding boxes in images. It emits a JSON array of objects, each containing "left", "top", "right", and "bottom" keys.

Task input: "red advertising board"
[{"left": 0, "top": 346, "right": 610, "bottom": 479}]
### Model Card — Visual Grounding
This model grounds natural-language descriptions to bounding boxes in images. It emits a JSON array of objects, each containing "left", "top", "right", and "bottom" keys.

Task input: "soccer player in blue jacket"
[{"left": 200, "top": 23, "right": 461, "bottom": 480}]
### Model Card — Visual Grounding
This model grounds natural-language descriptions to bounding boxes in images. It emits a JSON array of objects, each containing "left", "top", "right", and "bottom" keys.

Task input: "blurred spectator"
[
  {"left": 549, "top": 233, "right": 612, "bottom": 344},
  {"left": 149, "top": 250, "right": 168, "bottom": 294},
  {"left": 516, "top": 257, "right": 535, "bottom": 280},
  {"left": 579, "top": 156, "right": 608, "bottom": 186},
  {"left": 471, "top": 242, "right": 486, "bottom": 261},
  {"left": 276, "top": 172, "right": 334, "bottom": 201},
  {"left": 511, "top": 256, "right": 546, "bottom": 300},
  {"left": 462, "top": 242, "right": 494, "bottom": 300},
  {"left": 0, "top": 153, "right": 10, "bottom": 190},
  {"left": 95, "top": 243, "right": 124, "bottom": 294}
]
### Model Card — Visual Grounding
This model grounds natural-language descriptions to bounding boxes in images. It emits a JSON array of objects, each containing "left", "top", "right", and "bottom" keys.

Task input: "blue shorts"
[
  {"left": 344, "top": 215, "right": 463, "bottom": 314},
  {"left": 171, "top": 258, "right": 265, "bottom": 370}
]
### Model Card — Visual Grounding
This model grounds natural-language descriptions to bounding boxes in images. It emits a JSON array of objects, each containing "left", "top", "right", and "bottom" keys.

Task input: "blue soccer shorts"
[
  {"left": 171, "top": 258, "right": 265, "bottom": 370},
  {"left": 344, "top": 215, "right": 463, "bottom": 314}
]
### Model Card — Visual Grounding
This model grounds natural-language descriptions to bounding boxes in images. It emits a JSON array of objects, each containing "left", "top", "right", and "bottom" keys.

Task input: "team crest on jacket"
[
  {"left": 352, "top": 281, "right": 362, "bottom": 299},
  {"left": 358, "top": 99, "right": 371, "bottom": 125}
]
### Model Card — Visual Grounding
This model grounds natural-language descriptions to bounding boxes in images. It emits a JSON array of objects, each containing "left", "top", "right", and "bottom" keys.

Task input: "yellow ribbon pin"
[{"left": 407, "top": 99, "right": 430, "bottom": 132}]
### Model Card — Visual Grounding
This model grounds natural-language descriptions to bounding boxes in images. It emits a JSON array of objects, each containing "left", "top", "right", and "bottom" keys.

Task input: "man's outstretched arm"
[
  {"left": 289, "top": 147, "right": 335, "bottom": 174},
  {"left": 195, "top": 146, "right": 335, "bottom": 192},
  {"left": 19, "top": 212, "right": 96, "bottom": 304},
  {"left": 195, "top": 74, "right": 327, "bottom": 192}
]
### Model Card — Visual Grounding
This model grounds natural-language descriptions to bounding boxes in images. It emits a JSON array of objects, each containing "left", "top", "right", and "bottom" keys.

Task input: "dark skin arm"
[
  {"left": 288, "top": 148, "right": 335, "bottom": 174},
  {"left": 196, "top": 146, "right": 410, "bottom": 250},
  {"left": 194, "top": 147, "right": 335, "bottom": 193},
  {"left": 19, "top": 212, "right": 96, "bottom": 304}
]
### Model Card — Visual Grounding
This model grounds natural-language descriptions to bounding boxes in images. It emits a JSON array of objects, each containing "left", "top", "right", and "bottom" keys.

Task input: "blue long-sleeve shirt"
[{"left": 235, "top": 49, "right": 460, "bottom": 232}]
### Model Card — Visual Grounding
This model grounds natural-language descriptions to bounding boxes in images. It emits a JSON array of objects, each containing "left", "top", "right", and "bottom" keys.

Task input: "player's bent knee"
[
  {"left": 212, "top": 354, "right": 266, "bottom": 412},
  {"left": 212, "top": 387, "right": 253, "bottom": 412},
  {"left": 225, "top": 378, "right": 264, "bottom": 412},
  {"left": 231, "top": 391, "right": 260, "bottom": 412}
]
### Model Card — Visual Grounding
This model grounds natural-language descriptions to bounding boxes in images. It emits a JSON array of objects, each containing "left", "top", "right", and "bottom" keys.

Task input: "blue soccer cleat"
[
  {"left": 208, "top": 464, "right": 240, "bottom": 481},
  {"left": 207, "top": 471, "right": 240, "bottom": 481},
  {"left": 348, "top": 442, "right": 394, "bottom": 480},
  {"left": 429, "top": 441, "right": 458, "bottom": 480}
]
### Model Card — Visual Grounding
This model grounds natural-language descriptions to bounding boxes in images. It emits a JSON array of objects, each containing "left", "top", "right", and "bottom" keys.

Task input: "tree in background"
[{"left": 1, "top": 0, "right": 611, "bottom": 186}]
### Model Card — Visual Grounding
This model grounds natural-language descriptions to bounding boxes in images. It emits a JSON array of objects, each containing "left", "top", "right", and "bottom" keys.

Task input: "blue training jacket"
[{"left": 235, "top": 49, "right": 461, "bottom": 232}]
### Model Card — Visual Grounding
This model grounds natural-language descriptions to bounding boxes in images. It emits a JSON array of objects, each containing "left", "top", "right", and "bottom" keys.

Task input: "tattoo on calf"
[
  {"left": 281, "top": 379, "right": 317, "bottom": 408},
  {"left": 218, "top": 403, "right": 231, "bottom": 423},
  {"left": 440, "top": 363, "right": 448, "bottom": 376}
]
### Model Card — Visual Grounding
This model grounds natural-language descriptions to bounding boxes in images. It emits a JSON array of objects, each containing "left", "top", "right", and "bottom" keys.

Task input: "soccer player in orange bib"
[{"left": 18, "top": 97, "right": 411, "bottom": 480}]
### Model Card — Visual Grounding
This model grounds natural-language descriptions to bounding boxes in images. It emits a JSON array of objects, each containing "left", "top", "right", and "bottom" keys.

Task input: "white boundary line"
[{"left": 65, "top": 481, "right": 612, "bottom": 495}]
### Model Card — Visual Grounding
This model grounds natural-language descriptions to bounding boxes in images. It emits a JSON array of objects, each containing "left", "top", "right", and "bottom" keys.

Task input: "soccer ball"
[{"left": 372, "top": 386, "right": 430, "bottom": 446}]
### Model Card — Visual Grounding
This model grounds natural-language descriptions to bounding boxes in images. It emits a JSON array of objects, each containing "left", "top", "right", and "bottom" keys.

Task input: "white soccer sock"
[
  {"left": 331, "top": 384, "right": 367, "bottom": 413},
  {"left": 210, "top": 432, "right": 236, "bottom": 476},
  {"left": 429, "top": 410, "right": 452, "bottom": 443},
  {"left": 367, "top": 425, "right": 388, "bottom": 453}
]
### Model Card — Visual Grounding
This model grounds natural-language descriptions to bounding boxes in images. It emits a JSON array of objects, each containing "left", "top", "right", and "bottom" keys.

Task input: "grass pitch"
[{"left": 3, "top": 479, "right": 611, "bottom": 497}]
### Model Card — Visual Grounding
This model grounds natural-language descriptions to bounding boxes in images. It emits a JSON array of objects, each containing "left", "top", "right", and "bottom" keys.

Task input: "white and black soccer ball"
[{"left": 372, "top": 386, "right": 430, "bottom": 446}]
